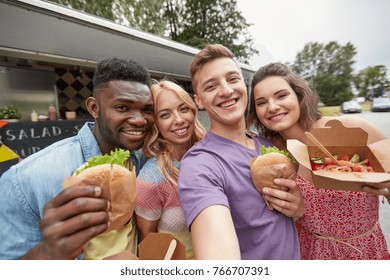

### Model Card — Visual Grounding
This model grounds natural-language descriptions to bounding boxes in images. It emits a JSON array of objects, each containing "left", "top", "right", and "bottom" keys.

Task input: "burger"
[
  {"left": 64, "top": 148, "right": 137, "bottom": 232},
  {"left": 250, "top": 146, "right": 297, "bottom": 210},
  {"left": 74, "top": 148, "right": 133, "bottom": 180},
  {"left": 252, "top": 150, "right": 292, "bottom": 167}
]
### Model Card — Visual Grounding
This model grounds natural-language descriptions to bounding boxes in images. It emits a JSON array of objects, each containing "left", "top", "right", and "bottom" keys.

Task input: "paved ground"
[{"left": 358, "top": 111, "right": 390, "bottom": 251}]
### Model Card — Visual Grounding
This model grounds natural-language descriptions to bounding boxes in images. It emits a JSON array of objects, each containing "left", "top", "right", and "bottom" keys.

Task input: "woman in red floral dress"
[{"left": 246, "top": 62, "right": 390, "bottom": 259}]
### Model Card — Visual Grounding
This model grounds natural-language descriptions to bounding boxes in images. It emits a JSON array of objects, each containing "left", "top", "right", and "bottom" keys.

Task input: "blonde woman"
[{"left": 135, "top": 80, "right": 206, "bottom": 259}]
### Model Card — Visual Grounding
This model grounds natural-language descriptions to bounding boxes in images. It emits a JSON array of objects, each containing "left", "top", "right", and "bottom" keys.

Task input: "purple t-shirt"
[{"left": 178, "top": 131, "right": 300, "bottom": 260}]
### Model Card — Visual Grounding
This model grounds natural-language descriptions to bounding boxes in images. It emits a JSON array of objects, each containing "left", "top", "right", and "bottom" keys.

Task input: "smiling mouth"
[
  {"left": 218, "top": 98, "right": 238, "bottom": 108},
  {"left": 268, "top": 113, "right": 287, "bottom": 121},
  {"left": 122, "top": 130, "right": 144, "bottom": 136},
  {"left": 172, "top": 127, "right": 188, "bottom": 135}
]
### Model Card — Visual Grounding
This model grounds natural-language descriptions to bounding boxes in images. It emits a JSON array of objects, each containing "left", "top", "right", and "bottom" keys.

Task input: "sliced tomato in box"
[{"left": 287, "top": 119, "right": 390, "bottom": 192}]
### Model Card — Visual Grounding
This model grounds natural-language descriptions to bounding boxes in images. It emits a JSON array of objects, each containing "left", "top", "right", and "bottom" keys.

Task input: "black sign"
[{"left": 0, "top": 119, "right": 91, "bottom": 175}]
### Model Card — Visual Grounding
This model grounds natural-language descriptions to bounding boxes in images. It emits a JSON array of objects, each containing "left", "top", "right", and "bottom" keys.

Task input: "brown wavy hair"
[
  {"left": 143, "top": 79, "right": 206, "bottom": 186},
  {"left": 246, "top": 62, "right": 322, "bottom": 139},
  {"left": 190, "top": 44, "right": 235, "bottom": 94}
]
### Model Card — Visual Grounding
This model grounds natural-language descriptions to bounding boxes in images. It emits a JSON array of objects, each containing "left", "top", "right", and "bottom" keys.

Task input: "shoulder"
[
  {"left": 137, "top": 157, "right": 165, "bottom": 183},
  {"left": 182, "top": 133, "right": 215, "bottom": 159},
  {"left": 181, "top": 139, "right": 221, "bottom": 170}
]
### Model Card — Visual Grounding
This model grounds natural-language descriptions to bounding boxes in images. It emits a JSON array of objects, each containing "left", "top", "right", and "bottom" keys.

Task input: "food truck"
[{"left": 0, "top": 0, "right": 256, "bottom": 173}]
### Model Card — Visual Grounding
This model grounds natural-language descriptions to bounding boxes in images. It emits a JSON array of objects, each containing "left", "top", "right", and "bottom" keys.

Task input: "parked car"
[
  {"left": 341, "top": 100, "right": 362, "bottom": 114},
  {"left": 371, "top": 97, "right": 390, "bottom": 112}
]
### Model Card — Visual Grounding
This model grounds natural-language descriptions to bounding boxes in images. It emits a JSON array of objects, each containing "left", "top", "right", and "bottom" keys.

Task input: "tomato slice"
[
  {"left": 324, "top": 157, "right": 333, "bottom": 165},
  {"left": 310, "top": 154, "right": 374, "bottom": 173},
  {"left": 351, "top": 165, "right": 361, "bottom": 172},
  {"left": 340, "top": 155, "right": 349, "bottom": 161},
  {"left": 311, "top": 163, "right": 325, "bottom": 171}
]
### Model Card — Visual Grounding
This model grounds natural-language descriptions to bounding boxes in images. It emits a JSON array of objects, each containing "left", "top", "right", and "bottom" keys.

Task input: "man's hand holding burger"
[
  {"left": 21, "top": 148, "right": 135, "bottom": 260},
  {"left": 21, "top": 186, "right": 110, "bottom": 260},
  {"left": 250, "top": 146, "right": 304, "bottom": 220}
]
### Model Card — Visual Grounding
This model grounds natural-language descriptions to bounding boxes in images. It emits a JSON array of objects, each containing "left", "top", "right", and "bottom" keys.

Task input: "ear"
[
  {"left": 194, "top": 94, "right": 204, "bottom": 110},
  {"left": 85, "top": 96, "right": 99, "bottom": 118}
]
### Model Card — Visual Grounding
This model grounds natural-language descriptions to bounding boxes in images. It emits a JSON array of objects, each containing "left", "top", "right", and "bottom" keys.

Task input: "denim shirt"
[{"left": 0, "top": 122, "right": 146, "bottom": 259}]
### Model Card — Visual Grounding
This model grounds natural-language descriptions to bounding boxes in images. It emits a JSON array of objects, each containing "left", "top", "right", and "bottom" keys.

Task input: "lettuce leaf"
[
  {"left": 260, "top": 145, "right": 296, "bottom": 163},
  {"left": 74, "top": 148, "right": 130, "bottom": 175}
]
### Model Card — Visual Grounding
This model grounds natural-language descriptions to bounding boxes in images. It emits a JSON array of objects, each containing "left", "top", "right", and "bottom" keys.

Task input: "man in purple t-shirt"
[{"left": 177, "top": 44, "right": 304, "bottom": 260}]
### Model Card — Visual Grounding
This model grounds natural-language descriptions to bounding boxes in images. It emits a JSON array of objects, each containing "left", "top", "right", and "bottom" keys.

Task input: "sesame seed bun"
[{"left": 252, "top": 152, "right": 291, "bottom": 167}]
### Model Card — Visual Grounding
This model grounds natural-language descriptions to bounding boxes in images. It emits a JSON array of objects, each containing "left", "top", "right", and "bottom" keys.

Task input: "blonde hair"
[{"left": 144, "top": 79, "right": 206, "bottom": 186}]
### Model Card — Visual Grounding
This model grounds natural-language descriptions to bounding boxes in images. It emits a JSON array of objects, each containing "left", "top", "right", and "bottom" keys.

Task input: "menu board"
[{"left": 0, "top": 119, "right": 91, "bottom": 175}]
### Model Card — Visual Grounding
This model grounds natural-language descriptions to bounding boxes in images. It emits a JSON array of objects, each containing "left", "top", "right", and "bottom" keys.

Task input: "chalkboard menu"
[{"left": 0, "top": 119, "right": 91, "bottom": 174}]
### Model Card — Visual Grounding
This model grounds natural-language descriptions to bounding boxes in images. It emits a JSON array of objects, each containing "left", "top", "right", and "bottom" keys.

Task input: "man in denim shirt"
[{"left": 0, "top": 58, "right": 154, "bottom": 259}]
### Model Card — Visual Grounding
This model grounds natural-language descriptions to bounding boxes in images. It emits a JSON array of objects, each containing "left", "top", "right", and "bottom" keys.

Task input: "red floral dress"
[{"left": 295, "top": 175, "right": 390, "bottom": 260}]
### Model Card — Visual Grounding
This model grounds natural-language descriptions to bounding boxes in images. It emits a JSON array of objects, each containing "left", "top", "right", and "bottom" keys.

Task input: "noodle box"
[
  {"left": 103, "top": 232, "right": 185, "bottom": 260},
  {"left": 287, "top": 119, "right": 390, "bottom": 191}
]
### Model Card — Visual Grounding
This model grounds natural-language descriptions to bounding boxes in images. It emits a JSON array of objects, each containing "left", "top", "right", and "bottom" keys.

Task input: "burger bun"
[
  {"left": 253, "top": 152, "right": 291, "bottom": 167},
  {"left": 76, "top": 163, "right": 130, "bottom": 181}
]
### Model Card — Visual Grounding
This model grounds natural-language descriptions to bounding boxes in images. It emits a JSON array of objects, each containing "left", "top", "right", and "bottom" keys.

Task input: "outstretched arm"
[
  {"left": 362, "top": 182, "right": 390, "bottom": 204},
  {"left": 136, "top": 215, "right": 159, "bottom": 240},
  {"left": 190, "top": 205, "right": 241, "bottom": 260}
]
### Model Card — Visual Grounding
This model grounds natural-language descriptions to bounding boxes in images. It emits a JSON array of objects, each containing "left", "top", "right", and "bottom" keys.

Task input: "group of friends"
[{"left": 0, "top": 44, "right": 389, "bottom": 260}]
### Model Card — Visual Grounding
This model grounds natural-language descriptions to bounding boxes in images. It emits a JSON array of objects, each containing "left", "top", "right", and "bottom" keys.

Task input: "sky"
[{"left": 236, "top": 0, "right": 390, "bottom": 78}]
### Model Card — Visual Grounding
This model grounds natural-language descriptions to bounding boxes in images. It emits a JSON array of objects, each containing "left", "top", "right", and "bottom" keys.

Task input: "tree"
[
  {"left": 50, "top": 0, "right": 118, "bottom": 21},
  {"left": 174, "top": 0, "right": 258, "bottom": 63},
  {"left": 49, "top": 0, "right": 257, "bottom": 62},
  {"left": 50, "top": 0, "right": 167, "bottom": 35},
  {"left": 291, "top": 41, "right": 357, "bottom": 106},
  {"left": 353, "top": 65, "right": 389, "bottom": 100},
  {"left": 121, "top": 0, "right": 167, "bottom": 36}
]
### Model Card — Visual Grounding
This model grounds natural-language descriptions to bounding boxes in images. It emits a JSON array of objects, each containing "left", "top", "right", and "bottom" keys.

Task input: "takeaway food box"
[
  {"left": 287, "top": 119, "right": 390, "bottom": 191},
  {"left": 103, "top": 232, "right": 186, "bottom": 260}
]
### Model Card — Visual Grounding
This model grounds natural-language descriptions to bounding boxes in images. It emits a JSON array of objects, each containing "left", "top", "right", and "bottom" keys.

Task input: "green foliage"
[
  {"left": 291, "top": 41, "right": 357, "bottom": 106},
  {"left": 260, "top": 145, "right": 296, "bottom": 163},
  {"left": 173, "top": 0, "right": 258, "bottom": 63},
  {"left": 49, "top": 0, "right": 257, "bottom": 62},
  {"left": 123, "top": 0, "right": 167, "bottom": 36},
  {"left": 74, "top": 148, "right": 130, "bottom": 175},
  {"left": 353, "top": 65, "right": 389, "bottom": 99},
  {"left": 0, "top": 105, "right": 21, "bottom": 119},
  {"left": 51, "top": 0, "right": 117, "bottom": 20}
]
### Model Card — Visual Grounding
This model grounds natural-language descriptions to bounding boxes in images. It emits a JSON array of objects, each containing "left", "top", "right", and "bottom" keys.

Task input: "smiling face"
[
  {"left": 87, "top": 80, "right": 154, "bottom": 154},
  {"left": 193, "top": 57, "right": 247, "bottom": 132},
  {"left": 155, "top": 90, "right": 196, "bottom": 155},
  {"left": 253, "top": 76, "right": 301, "bottom": 136}
]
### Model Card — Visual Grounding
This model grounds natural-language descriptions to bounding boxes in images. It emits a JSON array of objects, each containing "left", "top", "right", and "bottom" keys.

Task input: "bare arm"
[
  {"left": 337, "top": 116, "right": 389, "bottom": 199},
  {"left": 20, "top": 186, "right": 109, "bottom": 260},
  {"left": 190, "top": 205, "right": 241, "bottom": 260},
  {"left": 362, "top": 181, "right": 390, "bottom": 203},
  {"left": 136, "top": 215, "right": 159, "bottom": 240}
]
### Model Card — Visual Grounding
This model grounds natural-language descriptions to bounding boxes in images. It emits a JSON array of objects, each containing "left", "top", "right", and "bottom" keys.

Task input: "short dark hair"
[{"left": 93, "top": 58, "right": 150, "bottom": 91}]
